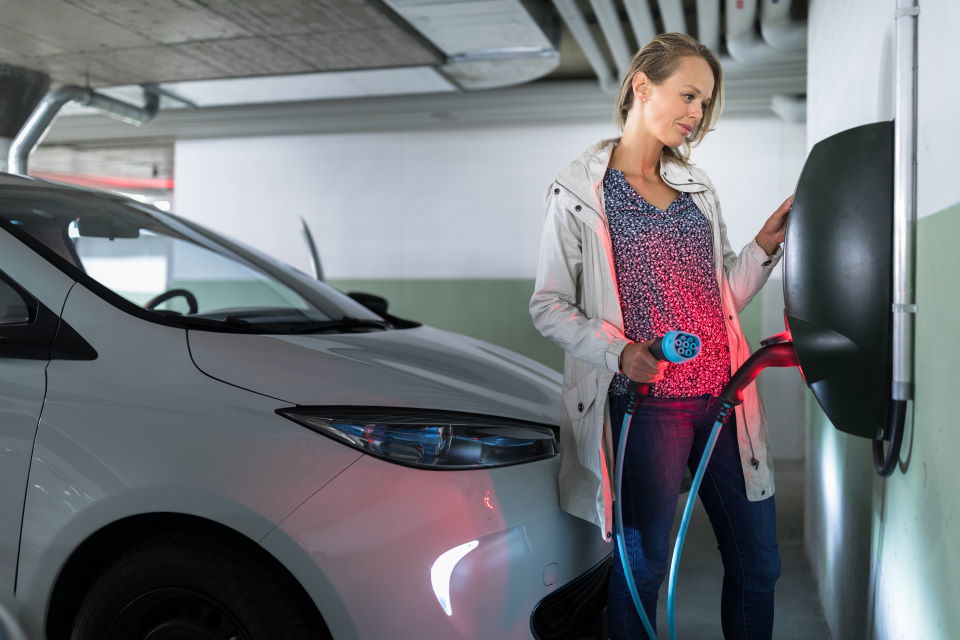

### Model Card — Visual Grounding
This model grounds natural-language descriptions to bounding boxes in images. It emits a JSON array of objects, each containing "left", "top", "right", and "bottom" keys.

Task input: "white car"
[{"left": 0, "top": 172, "right": 611, "bottom": 640}]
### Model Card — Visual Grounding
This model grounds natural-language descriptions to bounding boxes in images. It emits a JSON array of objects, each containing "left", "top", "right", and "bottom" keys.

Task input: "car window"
[
  {"left": 0, "top": 189, "right": 385, "bottom": 333},
  {"left": 0, "top": 275, "right": 31, "bottom": 326},
  {"left": 68, "top": 221, "right": 312, "bottom": 316}
]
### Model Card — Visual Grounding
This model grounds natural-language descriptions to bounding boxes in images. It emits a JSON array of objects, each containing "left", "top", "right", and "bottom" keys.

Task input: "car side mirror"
[
  {"left": 347, "top": 291, "right": 389, "bottom": 316},
  {"left": 345, "top": 291, "right": 421, "bottom": 330}
]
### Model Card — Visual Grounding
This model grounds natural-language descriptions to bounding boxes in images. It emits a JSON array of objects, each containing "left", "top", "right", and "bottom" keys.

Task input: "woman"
[{"left": 529, "top": 33, "right": 792, "bottom": 640}]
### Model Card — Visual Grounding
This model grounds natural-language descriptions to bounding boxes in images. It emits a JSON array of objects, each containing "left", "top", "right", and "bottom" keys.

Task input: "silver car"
[{"left": 0, "top": 172, "right": 611, "bottom": 640}]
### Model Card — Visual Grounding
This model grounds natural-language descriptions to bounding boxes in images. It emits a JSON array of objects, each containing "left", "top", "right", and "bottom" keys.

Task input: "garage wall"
[
  {"left": 804, "top": 1, "right": 960, "bottom": 638},
  {"left": 173, "top": 113, "right": 806, "bottom": 457}
]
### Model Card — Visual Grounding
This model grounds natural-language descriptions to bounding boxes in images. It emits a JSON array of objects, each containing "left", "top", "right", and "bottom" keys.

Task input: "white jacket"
[{"left": 530, "top": 139, "right": 783, "bottom": 539}]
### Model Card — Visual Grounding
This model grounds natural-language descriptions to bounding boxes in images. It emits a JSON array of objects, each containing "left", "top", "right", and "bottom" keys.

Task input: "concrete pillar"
[{"left": 0, "top": 65, "right": 50, "bottom": 173}]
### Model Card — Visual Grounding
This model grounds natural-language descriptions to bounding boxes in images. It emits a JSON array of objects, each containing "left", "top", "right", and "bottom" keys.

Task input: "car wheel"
[{"left": 70, "top": 532, "right": 328, "bottom": 640}]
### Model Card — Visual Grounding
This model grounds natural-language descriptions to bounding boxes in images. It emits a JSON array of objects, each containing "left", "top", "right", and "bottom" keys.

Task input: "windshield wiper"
[
  {"left": 154, "top": 311, "right": 389, "bottom": 334},
  {"left": 222, "top": 315, "right": 390, "bottom": 334}
]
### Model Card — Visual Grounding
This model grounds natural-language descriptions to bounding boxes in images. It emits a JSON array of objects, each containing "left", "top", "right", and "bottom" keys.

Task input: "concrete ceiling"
[
  {"left": 0, "top": 0, "right": 808, "bottom": 184},
  {"left": 0, "top": 1, "right": 805, "bottom": 89},
  {"left": 0, "top": 0, "right": 445, "bottom": 86}
]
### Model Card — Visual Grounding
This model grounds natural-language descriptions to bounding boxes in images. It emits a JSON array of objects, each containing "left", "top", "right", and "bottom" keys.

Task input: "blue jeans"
[{"left": 607, "top": 394, "right": 780, "bottom": 640}]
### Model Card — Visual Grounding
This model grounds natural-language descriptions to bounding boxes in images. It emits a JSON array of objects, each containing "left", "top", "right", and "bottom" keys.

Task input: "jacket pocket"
[{"left": 562, "top": 367, "right": 601, "bottom": 422}]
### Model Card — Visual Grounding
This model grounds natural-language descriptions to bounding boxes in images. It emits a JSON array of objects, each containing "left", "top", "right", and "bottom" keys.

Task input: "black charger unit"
[{"left": 783, "top": 121, "right": 904, "bottom": 474}]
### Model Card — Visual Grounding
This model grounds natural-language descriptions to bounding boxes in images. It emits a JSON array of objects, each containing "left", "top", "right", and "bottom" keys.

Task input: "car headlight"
[{"left": 276, "top": 406, "right": 558, "bottom": 470}]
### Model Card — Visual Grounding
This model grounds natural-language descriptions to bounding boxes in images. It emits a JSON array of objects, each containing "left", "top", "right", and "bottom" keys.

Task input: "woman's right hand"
[{"left": 619, "top": 340, "right": 668, "bottom": 383}]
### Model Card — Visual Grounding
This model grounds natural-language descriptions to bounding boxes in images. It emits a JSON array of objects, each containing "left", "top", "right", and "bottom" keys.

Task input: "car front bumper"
[{"left": 261, "top": 453, "right": 612, "bottom": 639}]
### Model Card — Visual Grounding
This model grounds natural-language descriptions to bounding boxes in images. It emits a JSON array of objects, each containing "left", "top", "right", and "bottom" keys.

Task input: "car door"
[
  {"left": 0, "top": 272, "right": 56, "bottom": 599},
  {"left": 0, "top": 229, "right": 75, "bottom": 601}
]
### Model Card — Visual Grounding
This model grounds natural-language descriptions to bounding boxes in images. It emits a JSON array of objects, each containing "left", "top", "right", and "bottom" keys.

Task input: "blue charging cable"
[
  {"left": 664, "top": 400, "right": 736, "bottom": 640},
  {"left": 616, "top": 332, "right": 796, "bottom": 640}
]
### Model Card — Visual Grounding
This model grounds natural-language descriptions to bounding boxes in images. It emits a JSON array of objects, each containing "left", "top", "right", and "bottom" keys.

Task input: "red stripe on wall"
[{"left": 30, "top": 170, "right": 174, "bottom": 191}]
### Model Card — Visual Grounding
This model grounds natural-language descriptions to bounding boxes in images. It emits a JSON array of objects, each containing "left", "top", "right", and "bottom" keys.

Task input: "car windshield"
[{"left": 0, "top": 187, "right": 386, "bottom": 332}]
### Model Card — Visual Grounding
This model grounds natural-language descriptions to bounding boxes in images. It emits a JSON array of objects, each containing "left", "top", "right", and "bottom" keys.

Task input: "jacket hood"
[
  {"left": 187, "top": 325, "right": 562, "bottom": 425},
  {"left": 554, "top": 138, "right": 712, "bottom": 210}
]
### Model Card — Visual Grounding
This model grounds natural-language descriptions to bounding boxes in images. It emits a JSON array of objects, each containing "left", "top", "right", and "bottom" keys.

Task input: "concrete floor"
[{"left": 649, "top": 459, "right": 832, "bottom": 639}]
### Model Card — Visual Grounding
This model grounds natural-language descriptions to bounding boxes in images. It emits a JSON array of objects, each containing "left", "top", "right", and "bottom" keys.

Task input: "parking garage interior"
[{"left": 0, "top": 1, "right": 957, "bottom": 639}]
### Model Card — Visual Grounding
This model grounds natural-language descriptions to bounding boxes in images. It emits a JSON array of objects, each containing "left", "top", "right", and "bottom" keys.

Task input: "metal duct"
[
  {"left": 698, "top": 0, "right": 804, "bottom": 103},
  {"left": 623, "top": 0, "right": 657, "bottom": 48},
  {"left": 760, "top": 0, "right": 807, "bottom": 51},
  {"left": 442, "top": 48, "right": 560, "bottom": 90},
  {"left": 726, "top": 0, "right": 798, "bottom": 64},
  {"left": 555, "top": 0, "right": 807, "bottom": 109},
  {"left": 551, "top": 0, "right": 619, "bottom": 93},
  {"left": 8, "top": 84, "right": 159, "bottom": 175},
  {"left": 657, "top": 0, "right": 688, "bottom": 35},
  {"left": 770, "top": 93, "right": 806, "bottom": 123},
  {"left": 384, "top": 0, "right": 561, "bottom": 90},
  {"left": 696, "top": 0, "right": 721, "bottom": 52},
  {"left": 589, "top": 0, "right": 634, "bottom": 78}
]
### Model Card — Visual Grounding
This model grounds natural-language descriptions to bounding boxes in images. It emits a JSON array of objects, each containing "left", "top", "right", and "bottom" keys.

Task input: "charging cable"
[{"left": 616, "top": 332, "right": 798, "bottom": 640}]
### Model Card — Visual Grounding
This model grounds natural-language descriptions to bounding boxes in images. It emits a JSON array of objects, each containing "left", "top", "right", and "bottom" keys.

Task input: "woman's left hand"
[{"left": 755, "top": 195, "right": 793, "bottom": 256}]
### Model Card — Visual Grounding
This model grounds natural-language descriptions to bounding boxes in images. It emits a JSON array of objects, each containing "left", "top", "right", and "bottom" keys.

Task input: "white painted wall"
[
  {"left": 806, "top": 1, "right": 960, "bottom": 639},
  {"left": 173, "top": 107, "right": 807, "bottom": 461},
  {"left": 173, "top": 117, "right": 804, "bottom": 279}
]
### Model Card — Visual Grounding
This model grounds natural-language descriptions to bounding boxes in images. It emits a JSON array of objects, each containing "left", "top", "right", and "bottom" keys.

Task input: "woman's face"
[{"left": 633, "top": 55, "right": 715, "bottom": 148}]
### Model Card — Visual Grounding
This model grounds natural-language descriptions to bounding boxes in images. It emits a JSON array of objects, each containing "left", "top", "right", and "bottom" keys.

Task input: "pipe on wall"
[
  {"left": 892, "top": 0, "right": 919, "bottom": 403},
  {"left": 7, "top": 84, "right": 159, "bottom": 175}
]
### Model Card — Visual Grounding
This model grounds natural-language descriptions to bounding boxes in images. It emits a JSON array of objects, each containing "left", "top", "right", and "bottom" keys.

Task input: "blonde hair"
[{"left": 614, "top": 32, "right": 724, "bottom": 165}]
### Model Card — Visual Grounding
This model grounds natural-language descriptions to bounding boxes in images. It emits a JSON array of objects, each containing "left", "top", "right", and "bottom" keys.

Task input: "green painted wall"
[
  {"left": 739, "top": 293, "right": 765, "bottom": 347},
  {"left": 328, "top": 278, "right": 768, "bottom": 372},
  {"left": 805, "top": 203, "right": 960, "bottom": 639},
  {"left": 329, "top": 279, "right": 563, "bottom": 370}
]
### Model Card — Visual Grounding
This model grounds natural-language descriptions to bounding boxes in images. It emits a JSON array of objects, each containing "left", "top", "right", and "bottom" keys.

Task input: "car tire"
[{"left": 70, "top": 532, "right": 329, "bottom": 640}]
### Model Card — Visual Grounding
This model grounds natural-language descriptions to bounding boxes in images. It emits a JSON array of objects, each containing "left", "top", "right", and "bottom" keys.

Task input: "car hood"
[{"left": 187, "top": 325, "right": 561, "bottom": 425}]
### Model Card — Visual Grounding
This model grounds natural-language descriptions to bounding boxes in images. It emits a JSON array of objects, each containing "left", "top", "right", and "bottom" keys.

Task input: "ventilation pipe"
[
  {"left": 589, "top": 0, "right": 634, "bottom": 78},
  {"left": 760, "top": 0, "right": 807, "bottom": 50},
  {"left": 551, "top": 0, "right": 619, "bottom": 93},
  {"left": 8, "top": 84, "right": 159, "bottom": 176},
  {"left": 657, "top": 0, "right": 688, "bottom": 35},
  {"left": 726, "top": 0, "right": 806, "bottom": 64},
  {"left": 770, "top": 93, "right": 806, "bottom": 123},
  {"left": 623, "top": 0, "right": 657, "bottom": 48},
  {"left": 558, "top": 0, "right": 806, "bottom": 97},
  {"left": 383, "top": 0, "right": 561, "bottom": 90},
  {"left": 696, "top": 0, "right": 721, "bottom": 52}
]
